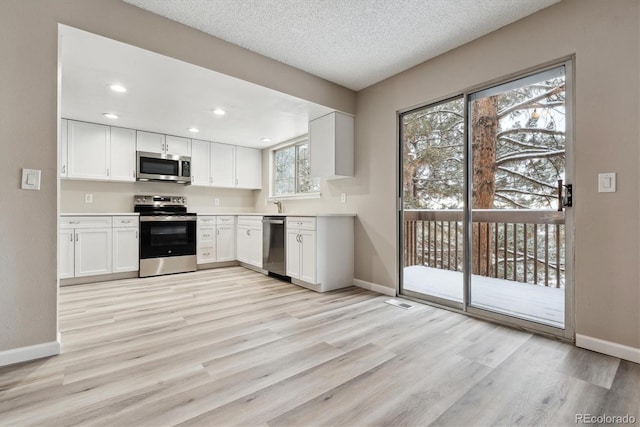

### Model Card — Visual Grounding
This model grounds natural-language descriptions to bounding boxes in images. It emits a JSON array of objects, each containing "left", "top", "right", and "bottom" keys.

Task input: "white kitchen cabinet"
[
  {"left": 211, "top": 142, "right": 236, "bottom": 187},
  {"left": 197, "top": 216, "right": 216, "bottom": 264},
  {"left": 286, "top": 217, "right": 316, "bottom": 283},
  {"left": 190, "top": 139, "right": 210, "bottom": 187},
  {"left": 74, "top": 228, "right": 112, "bottom": 277},
  {"left": 235, "top": 146, "right": 262, "bottom": 189},
  {"left": 309, "top": 112, "right": 354, "bottom": 179},
  {"left": 60, "top": 119, "right": 68, "bottom": 178},
  {"left": 286, "top": 216, "right": 354, "bottom": 292},
  {"left": 112, "top": 216, "right": 139, "bottom": 273},
  {"left": 58, "top": 229, "right": 75, "bottom": 279},
  {"left": 237, "top": 216, "right": 262, "bottom": 268},
  {"left": 136, "top": 131, "right": 165, "bottom": 154},
  {"left": 165, "top": 135, "right": 191, "bottom": 157},
  {"left": 67, "top": 120, "right": 111, "bottom": 180},
  {"left": 136, "top": 132, "right": 191, "bottom": 157},
  {"left": 110, "top": 127, "right": 136, "bottom": 182},
  {"left": 216, "top": 216, "right": 236, "bottom": 262}
]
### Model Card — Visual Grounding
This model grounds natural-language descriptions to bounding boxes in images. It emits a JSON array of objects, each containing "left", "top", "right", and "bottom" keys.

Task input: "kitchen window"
[{"left": 272, "top": 138, "right": 320, "bottom": 196}]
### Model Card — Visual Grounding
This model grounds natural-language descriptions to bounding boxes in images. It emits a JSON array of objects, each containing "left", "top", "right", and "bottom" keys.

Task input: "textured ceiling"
[{"left": 123, "top": 0, "right": 560, "bottom": 91}]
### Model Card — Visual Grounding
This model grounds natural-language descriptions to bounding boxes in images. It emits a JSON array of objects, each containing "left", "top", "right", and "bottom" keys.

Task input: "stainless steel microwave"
[{"left": 136, "top": 151, "right": 191, "bottom": 184}]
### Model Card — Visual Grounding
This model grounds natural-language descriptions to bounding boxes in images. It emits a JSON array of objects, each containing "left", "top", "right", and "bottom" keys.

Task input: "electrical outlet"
[
  {"left": 341, "top": 193, "right": 347, "bottom": 203},
  {"left": 214, "top": 198, "right": 220, "bottom": 206},
  {"left": 85, "top": 193, "right": 93, "bottom": 203}
]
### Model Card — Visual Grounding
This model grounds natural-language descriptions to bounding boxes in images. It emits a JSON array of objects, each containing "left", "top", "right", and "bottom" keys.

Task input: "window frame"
[{"left": 269, "top": 135, "right": 321, "bottom": 200}]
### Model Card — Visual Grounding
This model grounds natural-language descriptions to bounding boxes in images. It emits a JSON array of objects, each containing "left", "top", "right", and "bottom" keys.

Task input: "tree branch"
[
  {"left": 496, "top": 149, "right": 564, "bottom": 166},
  {"left": 499, "top": 136, "right": 548, "bottom": 150},
  {"left": 497, "top": 85, "right": 565, "bottom": 119},
  {"left": 497, "top": 188, "right": 557, "bottom": 198},
  {"left": 495, "top": 194, "right": 530, "bottom": 209},
  {"left": 497, "top": 166, "right": 557, "bottom": 189},
  {"left": 497, "top": 128, "right": 565, "bottom": 138}
]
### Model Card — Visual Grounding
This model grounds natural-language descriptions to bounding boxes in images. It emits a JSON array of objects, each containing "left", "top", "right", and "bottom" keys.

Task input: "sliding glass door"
[{"left": 399, "top": 63, "right": 573, "bottom": 336}]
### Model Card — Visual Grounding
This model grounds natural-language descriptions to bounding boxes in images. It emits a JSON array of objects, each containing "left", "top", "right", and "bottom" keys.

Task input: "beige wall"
[
  {"left": 350, "top": 0, "right": 639, "bottom": 348},
  {"left": 0, "top": 0, "right": 354, "bottom": 352},
  {"left": 61, "top": 181, "right": 256, "bottom": 214}
]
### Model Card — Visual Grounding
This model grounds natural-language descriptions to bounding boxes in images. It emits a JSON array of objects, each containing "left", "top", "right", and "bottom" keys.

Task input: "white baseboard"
[
  {"left": 576, "top": 334, "right": 640, "bottom": 363},
  {"left": 353, "top": 279, "right": 396, "bottom": 296},
  {"left": 0, "top": 333, "right": 61, "bottom": 367}
]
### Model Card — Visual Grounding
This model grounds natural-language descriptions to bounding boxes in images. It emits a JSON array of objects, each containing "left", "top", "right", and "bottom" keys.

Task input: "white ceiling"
[
  {"left": 123, "top": 0, "right": 560, "bottom": 91},
  {"left": 60, "top": 25, "right": 333, "bottom": 148}
]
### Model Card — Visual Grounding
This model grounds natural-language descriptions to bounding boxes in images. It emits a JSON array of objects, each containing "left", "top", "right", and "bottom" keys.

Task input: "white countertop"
[
  {"left": 61, "top": 212, "right": 140, "bottom": 216},
  {"left": 197, "top": 213, "right": 357, "bottom": 217}
]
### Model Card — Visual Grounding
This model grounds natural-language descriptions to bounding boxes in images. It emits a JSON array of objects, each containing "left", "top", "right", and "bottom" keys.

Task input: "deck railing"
[{"left": 404, "top": 209, "right": 565, "bottom": 288}]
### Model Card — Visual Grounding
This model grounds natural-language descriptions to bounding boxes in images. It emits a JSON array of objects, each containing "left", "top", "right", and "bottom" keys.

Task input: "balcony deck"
[{"left": 403, "top": 265, "right": 564, "bottom": 328}]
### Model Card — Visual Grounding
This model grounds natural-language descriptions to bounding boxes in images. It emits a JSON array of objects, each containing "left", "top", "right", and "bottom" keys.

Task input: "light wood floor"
[{"left": 0, "top": 267, "right": 637, "bottom": 426}]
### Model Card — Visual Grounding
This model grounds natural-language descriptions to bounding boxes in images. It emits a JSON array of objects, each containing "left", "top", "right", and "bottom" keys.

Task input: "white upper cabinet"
[
  {"left": 136, "top": 131, "right": 165, "bottom": 154},
  {"left": 309, "top": 112, "right": 354, "bottom": 179},
  {"left": 190, "top": 139, "right": 211, "bottom": 187},
  {"left": 165, "top": 135, "right": 191, "bottom": 157},
  {"left": 110, "top": 127, "right": 136, "bottom": 182},
  {"left": 136, "top": 131, "right": 191, "bottom": 157},
  {"left": 67, "top": 120, "right": 111, "bottom": 180},
  {"left": 60, "top": 119, "right": 68, "bottom": 178},
  {"left": 235, "top": 146, "right": 262, "bottom": 189},
  {"left": 211, "top": 142, "right": 236, "bottom": 187}
]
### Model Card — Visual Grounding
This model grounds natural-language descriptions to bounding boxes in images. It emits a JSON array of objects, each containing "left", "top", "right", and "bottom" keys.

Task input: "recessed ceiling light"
[
  {"left": 108, "top": 84, "right": 127, "bottom": 93},
  {"left": 261, "top": 138, "right": 271, "bottom": 143},
  {"left": 212, "top": 108, "right": 226, "bottom": 116},
  {"left": 103, "top": 113, "right": 119, "bottom": 119},
  {"left": 188, "top": 127, "right": 199, "bottom": 133}
]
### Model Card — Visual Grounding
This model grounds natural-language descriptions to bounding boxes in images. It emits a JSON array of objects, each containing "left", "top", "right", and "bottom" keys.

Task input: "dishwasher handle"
[{"left": 263, "top": 219, "right": 285, "bottom": 225}]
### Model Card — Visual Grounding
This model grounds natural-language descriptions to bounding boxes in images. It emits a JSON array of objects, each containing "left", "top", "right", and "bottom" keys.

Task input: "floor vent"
[{"left": 385, "top": 299, "right": 415, "bottom": 310}]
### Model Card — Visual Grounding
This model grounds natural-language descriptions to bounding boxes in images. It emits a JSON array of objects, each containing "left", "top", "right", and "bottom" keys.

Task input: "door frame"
[{"left": 397, "top": 57, "right": 575, "bottom": 341}]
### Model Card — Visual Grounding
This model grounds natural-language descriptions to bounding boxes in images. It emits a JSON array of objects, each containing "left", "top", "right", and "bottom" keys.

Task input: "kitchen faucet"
[{"left": 273, "top": 200, "right": 283, "bottom": 214}]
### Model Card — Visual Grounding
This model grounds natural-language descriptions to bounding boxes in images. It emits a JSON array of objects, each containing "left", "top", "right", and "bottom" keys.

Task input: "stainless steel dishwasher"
[{"left": 262, "top": 216, "right": 287, "bottom": 277}]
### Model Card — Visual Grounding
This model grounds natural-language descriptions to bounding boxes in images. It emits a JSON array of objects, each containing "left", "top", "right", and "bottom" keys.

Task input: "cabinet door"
[
  {"left": 59, "top": 230, "right": 75, "bottom": 279},
  {"left": 112, "top": 227, "right": 139, "bottom": 273},
  {"left": 136, "top": 131, "right": 165, "bottom": 154},
  {"left": 235, "top": 146, "right": 262, "bottom": 189},
  {"left": 190, "top": 139, "right": 211, "bottom": 186},
  {"left": 286, "top": 229, "right": 300, "bottom": 279},
  {"left": 216, "top": 224, "right": 235, "bottom": 262},
  {"left": 210, "top": 143, "right": 235, "bottom": 187},
  {"left": 110, "top": 127, "right": 136, "bottom": 182},
  {"left": 165, "top": 135, "right": 191, "bottom": 157},
  {"left": 299, "top": 230, "right": 317, "bottom": 283},
  {"left": 248, "top": 226, "right": 263, "bottom": 268},
  {"left": 60, "top": 119, "right": 68, "bottom": 178},
  {"left": 74, "top": 228, "right": 112, "bottom": 277},
  {"left": 236, "top": 225, "right": 250, "bottom": 263},
  {"left": 67, "top": 121, "right": 110, "bottom": 180}
]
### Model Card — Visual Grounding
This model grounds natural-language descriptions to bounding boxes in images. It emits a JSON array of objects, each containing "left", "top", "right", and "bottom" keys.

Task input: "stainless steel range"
[{"left": 134, "top": 195, "right": 197, "bottom": 277}]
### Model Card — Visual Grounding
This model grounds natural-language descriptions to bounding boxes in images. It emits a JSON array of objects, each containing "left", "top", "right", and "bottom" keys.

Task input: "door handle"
[{"left": 557, "top": 179, "right": 573, "bottom": 211}]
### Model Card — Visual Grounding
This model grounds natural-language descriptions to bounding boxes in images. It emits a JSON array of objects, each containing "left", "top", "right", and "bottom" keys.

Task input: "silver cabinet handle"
[
  {"left": 210, "top": 177, "right": 213, "bottom": 184},
  {"left": 166, "top": 143, "right": 169, "bottom": 153},
  {"left": 203, "top": 234, "right": 210, "bottom": 238},
  {"left": 121, "top": 220, "right": 131, "bottom": 223},
  {"left": 75, "top": 233, "right": 79, "bottom": 241},
  {"left": 236, "top": 178, "right": 239, "bottom": 185},
  {"left": 107, "top": 168, "right": 110, "bottom": 177},
  {"left": 70, "top": 233, "right": 73, "bottom": 242},
  {"left": 247, "top": 229, "right": 251, "bottom": 236},
  {"left": 136, "top": 231, "right": 138, "bottom": 238},
  {"left": 217, "top": 228, "right": 220, "bottom": 235},
  {"left": 133, "top": 170, "right": 136, "bottom": 178},
  {"left": 62, "top": 165, "right": 66, "bottom": 173},
  {"left": 69, "top": 221, "right": 80, "bottom": 224}
]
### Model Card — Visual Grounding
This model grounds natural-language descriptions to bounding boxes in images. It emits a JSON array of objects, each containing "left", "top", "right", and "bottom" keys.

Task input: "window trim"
[{"left": 269, "top": 135, "right": 321, "bottom": 199}]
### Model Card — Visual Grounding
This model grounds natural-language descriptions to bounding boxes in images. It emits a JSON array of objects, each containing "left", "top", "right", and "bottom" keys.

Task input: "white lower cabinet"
[
  {"left": 237, "top": 216, "right": 262, "bottom": 268},
  {"left": 60, "top": 215, "right": 139, "bottom": 279},
  {"left": 112, "top": 217, "right": 139, "bottom": 273},
  {"left": 197, "top": 216, "right": 236, "bottom": 264},
  {"left": 286, "top": 216, "right": 354, "bottom": 292}
]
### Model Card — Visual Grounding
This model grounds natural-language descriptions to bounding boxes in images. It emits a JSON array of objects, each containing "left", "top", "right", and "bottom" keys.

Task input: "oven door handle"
[{"left": 140, "top": 216, "right": 197, "bottom": 222}]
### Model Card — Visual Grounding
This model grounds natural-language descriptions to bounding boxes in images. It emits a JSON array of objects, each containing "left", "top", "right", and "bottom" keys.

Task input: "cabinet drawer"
[
  {"left": 216, "top": 216, "right": 235, "bottom": 224},
  {"left": 198, "top": 228, "right": 215, "bottom": 242},
  {"left": 286, "top": 217, "right": 316, "bottom": 230},
  {"left": 197, "top": 246, "right": 215, "bottom": 258},
  {"left": 61, "top": 216, "right": 112, "bottom": 229},
  {"left": 198, "top": 216, "right": 216, "bottom": 225},
  {"left": 238, "top": 216, "right": 262, "bottom": 225},
  {"left": 113, "top": 216, "right": 139, "bottom": 227}
]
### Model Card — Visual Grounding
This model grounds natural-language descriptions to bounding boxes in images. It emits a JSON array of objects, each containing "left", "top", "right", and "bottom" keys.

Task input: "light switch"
[
  {"left": 21, "top": 168, "right": 41, "bottom": 190},
  {"left": 598, "top": 173, "right": 616, "bottom": 193}
]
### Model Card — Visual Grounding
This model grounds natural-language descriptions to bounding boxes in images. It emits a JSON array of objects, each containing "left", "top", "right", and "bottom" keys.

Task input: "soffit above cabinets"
[
  {"left": 123, "top": 0, "right": 560, "bottom": 91},
  {"left": 60, "top": 25, "right": 333, "bottom": 148}
]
